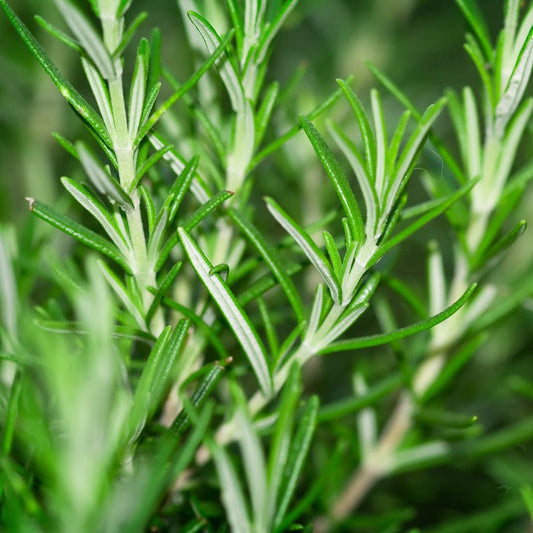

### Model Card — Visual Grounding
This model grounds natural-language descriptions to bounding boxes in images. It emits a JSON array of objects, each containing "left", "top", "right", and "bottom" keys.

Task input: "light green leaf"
[
  {"left": 371, "top": 89, "right": 388, "bottom": 201},
  {"left": 320, "top": 283, "right": 477, "bottom": 353},
  {"left": 179, "top": 228, "right": 273, "bottom": 396},
  {"left": 81, "top": 58, "right": 115, "bottom": 139},
  {"left": 494, "top": 27, "right": 533, "bottom": 136},
  {"left": 233, "top": 384, "right": 268, "bottom": 532},
  {"left": 129, "top": 38, "right": 150, "bottom": 141},
  {"left": 265, "top": 197, "right": 341, "bottom": 304},
  {"left": 54, "top": 0, "right": 115, "bottom": 80},
  {"left": 188, "top": 11, "right": 244, "bottom": 112},
  {"left": 98, "top": 260, "right": 146, "bottom": 329},
  {"left": 209, "top": 439, "right": 252, "bottom": 533},
  {"left": 61, "top": 177, "right": 131, "bottom": 257},
  {"left": 147, "top": 208, "right": 168, "bottom": 265},
  {"left": 76, "top": 142, "right": 133, "bottom": 210}
]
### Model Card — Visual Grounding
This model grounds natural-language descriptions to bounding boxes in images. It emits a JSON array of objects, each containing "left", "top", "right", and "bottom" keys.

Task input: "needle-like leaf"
[{"left": 179, "top": 228, "right": 273, "bottom": 396}]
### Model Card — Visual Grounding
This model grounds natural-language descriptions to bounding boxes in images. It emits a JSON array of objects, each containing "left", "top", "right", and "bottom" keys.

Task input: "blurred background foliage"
[{"left": 1, "top": 1, "right": 533, "bottom": 531}]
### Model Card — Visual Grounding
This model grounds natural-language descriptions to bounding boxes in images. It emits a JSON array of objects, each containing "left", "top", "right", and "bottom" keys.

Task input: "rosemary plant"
[{"left": 1, "top": 0, "right": 533, "bottom": 531}]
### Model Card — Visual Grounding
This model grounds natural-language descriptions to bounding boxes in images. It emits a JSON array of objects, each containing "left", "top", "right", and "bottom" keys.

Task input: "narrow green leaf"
[
  {"left": 54, "top": 0, "right": 115, "bottom": 79},
  {"left": 98, "top": 260, "right": 146, "bottom": 329},
  {"left": 76, "top": 142, "right": 133, "bottom": 210},
  {"left": 188, "top": 11, "right": 243, "bottom": 112},
  {"left": 257, "top": 297, "right": 279, "bottom": 356},
  {"left": 484, "top": 220, "right": 527, "bottom": 263},
  {"left": 3, "top": 371, "right": 22, "bottom": 454},
  {"left": 52, "top": 131, "right": 79, "bottom": 159},
  {"left": 464, "top": 36, "right": 496, "bottom": 111},
  {"left": 387, "top": 109, "right": 411, "bottom": 174},
  {"left": 35, "top": 15, "right": 81, "bottom": 51},
  {"left": 265, "top": 197, "right": 341, "bottom": 304},
  {"left": 267, "top": 364, "right": 301, "bottom": 521},
  {"left": 385, "top": 97, "right": 447, "bottom": 214},
  {"left": 81, "top": 58, "right": 115, "bottom": 138},
  {"left": 179, "top": 228, "right": 273, "bottom": 396},
  {"left": 129, "top": 38, "right": 150, "bottom": 140},
  {"left": 328, "top": 121, "right": 378, "bottom": 236},
  {"left": 139, "top": 81, "right": 161, "bottom": 130},
  {"left": 148, "top": 27, "right": 161, "bottom": 90},
  {"left": 112, "top": 11, "right": 148, "bottom": 57},
  {"left": 300, "top": 115, "right": 365, "bottom": 244},
  {"left": 129, "top": 325, "right": 173, "bottom": 436},
  {"left": 226, "top": 0, "right": 244, "bottom": 54},
  {"left": 455, "top": 0, "right": 493, "bottom": 61},
  {"left": 209, "top": 438, "right": 252, "bottom": 533},
  {"left": 147, "top": 208, "right": 168, "bottom": 264},
  {"left": 61, "top": 177, "right": 131, "bottom": 257},
  {"left": 130, "top": 144, "right": 172, "bottom": 193},
  {"left": 116, "top": 0, "right": 133, "bottom": 18},
  {"left": 255, "top": 81, "right": 279, "bottom": 148},
  {"left": 158, "top": 296, "right": 230, "bottom": 360},
  {"left": 228, "top": 208, "right": 305, "bottom": 324},
  {"left": 233, "top": 384, "right": 269, "bottom": 531},
  {"left": 368, "top": 62, "right": 465, "bottom": 184},
  {"left": 136, "top": 28, "right": 235, "bottom": 144},
  {"left": 273, "top": 395, "right": 319, "bottom": 529},
  {"left": 414, "top": 406, "right": 478, "bottom": 429},
  {"left": 170, "top": 360, "right": 229, "bottom": 437},
  {"left": 337, "top": 78, "right": 376, "bottom": 179},
  {"left": 371, "top": 89, "right": 388, "bottom": 201},
  {"left": 145, "top": 262, "right": 182, "bottom": 325},
  {"left": 168, "top": 154, "right": 201, "bottom": 223},
  {"left": 321, "top": 283, "right": 477, "bottom": 353},
  {"left": 522, "top": 485, "right": 533, "bottom": 521},
  {"left": 139, "top": 182, "right": 156, "bottom": 234},
  {"left": 0, "top": 0, "right": 112, "bottom": 146},
  {"left": 27, "top": 198, "right": 129, "bottom": 272},
  {"left": 323, "top": 230, "right": 343, "bottom": 280},
  {"left": 255, "top": 0, "right": 299, "bottom": 64},
  {"left": 182, "top": 190, "right": 234, "bottom": 231},
  {"left": 150, "top": 319, "right": 191, "bottom": 397}
]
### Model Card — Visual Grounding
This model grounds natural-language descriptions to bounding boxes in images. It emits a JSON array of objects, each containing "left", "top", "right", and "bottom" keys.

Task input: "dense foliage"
[{"left": 1, "top": 1, "right": 533, "bottom": 531}]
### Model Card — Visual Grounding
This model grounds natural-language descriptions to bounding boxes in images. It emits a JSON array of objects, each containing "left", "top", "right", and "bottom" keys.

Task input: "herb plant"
[{"left": 1, "top": 0, "right": 533, "bottom": 531}]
